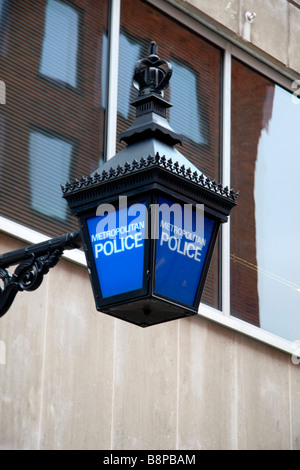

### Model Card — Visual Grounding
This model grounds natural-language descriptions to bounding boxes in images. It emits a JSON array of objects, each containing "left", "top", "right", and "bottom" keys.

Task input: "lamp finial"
[{"left": 133, "top": 41, "right": 172, "bottom": 97}]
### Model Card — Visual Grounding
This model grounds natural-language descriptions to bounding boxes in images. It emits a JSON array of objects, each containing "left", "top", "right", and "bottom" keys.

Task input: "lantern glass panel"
[{"left": 154, "top": 196, "right": 215, "bottom": 307}]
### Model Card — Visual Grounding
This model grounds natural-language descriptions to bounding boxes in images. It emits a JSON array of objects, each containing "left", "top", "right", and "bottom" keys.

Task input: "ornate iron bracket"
[{"left": 0, "top": 230, "right": 82, "bottom": 318}]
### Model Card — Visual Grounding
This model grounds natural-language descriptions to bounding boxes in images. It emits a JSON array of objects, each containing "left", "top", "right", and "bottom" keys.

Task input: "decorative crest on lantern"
[{"left": 133, "top": 41, "right": 172, "bottom": 97}]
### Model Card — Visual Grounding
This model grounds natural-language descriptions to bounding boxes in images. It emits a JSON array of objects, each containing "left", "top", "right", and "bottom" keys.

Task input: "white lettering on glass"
[{"left": 159, "top": 231, "right": 203, "bottom": 262}]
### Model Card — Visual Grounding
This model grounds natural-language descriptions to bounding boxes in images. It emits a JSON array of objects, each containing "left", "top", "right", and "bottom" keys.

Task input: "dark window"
[
  {"left": 231, "top": 58, "right": 300, "bottom": 341},
  {"left": 0, "top": 0, "right": 11, "bottom": 55},
  {"left": 29, "top": 129, "right": 74, "bottom": 221}
]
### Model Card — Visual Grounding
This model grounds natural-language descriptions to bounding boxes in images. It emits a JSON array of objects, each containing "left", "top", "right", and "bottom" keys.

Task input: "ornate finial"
[{"left": 133, "top": 41, "right": 172, "bottom": 97}]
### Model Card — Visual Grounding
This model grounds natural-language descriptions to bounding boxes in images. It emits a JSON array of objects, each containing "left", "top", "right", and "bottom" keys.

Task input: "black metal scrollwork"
[{"left": 0, "top": 231, "right": 82, "bottom": 318}]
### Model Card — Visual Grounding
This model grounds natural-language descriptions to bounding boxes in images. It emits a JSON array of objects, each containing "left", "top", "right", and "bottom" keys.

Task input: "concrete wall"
[
  {"left": 1, "top": 0, "right": 300, "bottom": 451},
  {"left": 1, "top": 232, "right": 300, "bottom": 450}
]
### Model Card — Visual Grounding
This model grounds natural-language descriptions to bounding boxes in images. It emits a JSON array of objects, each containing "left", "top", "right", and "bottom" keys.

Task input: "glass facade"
[{"left": 231, "top": 59, "right": 300, "bottom": 341}]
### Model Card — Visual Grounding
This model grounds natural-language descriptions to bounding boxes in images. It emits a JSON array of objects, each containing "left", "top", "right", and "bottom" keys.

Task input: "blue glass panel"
[
  {"left": 154, "top": 197, "right": 215, "bottom": 306},
  {"left": 86, "top": 202, "right": 146, "bottom": 298}
]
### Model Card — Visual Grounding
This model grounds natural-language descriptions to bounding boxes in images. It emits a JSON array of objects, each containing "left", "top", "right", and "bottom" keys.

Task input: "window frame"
[{"left": 1, "top": 0, "right": 299, "bottom": 354}]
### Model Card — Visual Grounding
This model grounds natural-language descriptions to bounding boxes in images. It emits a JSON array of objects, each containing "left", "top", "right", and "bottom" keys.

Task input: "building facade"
[{"left": 0, "top": 0, "right": 300, "bottom": 450}]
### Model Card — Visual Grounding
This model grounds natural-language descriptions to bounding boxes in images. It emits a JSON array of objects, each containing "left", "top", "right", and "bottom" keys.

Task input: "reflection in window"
[
  {"left": 118, "top": 0, "right": 222, "bottom": 309},
  {"left": 169, "top": 60, "right": 207, "bottom": 145},
  {"left": 40, "top": 0, "right": 79, "bottom": 87},
  {"left": 0, "top": 0, "right": 10, "bottom": 55},
  {"left": 0, "top": 0, "right": 9, "bottom": 26},
  {"left": 29, "top": 131, "right": 72, "bottom": 220},
  {"left": 254, "top": 85, "right": 300, "bottom": 341},
  {"left": 118, "top": 32, "right": 141, "bottom": 119},
  {"left": 0, "top": 114, "right": 5, "bottom": 184}
]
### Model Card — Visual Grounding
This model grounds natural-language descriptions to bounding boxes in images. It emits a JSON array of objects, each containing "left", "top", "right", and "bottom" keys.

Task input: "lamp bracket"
[{"left": 0, "top": 230, "right": 82, "bottom": 318}]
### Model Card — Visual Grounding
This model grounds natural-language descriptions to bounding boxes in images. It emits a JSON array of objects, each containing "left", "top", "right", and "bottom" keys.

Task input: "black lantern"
[{"left": 62, "top": 42, "right": 238, "bottom": 327}]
